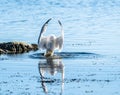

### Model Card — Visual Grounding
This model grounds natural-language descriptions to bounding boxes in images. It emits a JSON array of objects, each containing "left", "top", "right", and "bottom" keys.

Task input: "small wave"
[
  {"left": 9, "top": 20, "right": 27, "bottom": 24},
  {"left": 29, "top": 52, "right": 101, "bottom": 59},
  {"left": 37, "top": 78, "right": 111, "bottom": 84}
]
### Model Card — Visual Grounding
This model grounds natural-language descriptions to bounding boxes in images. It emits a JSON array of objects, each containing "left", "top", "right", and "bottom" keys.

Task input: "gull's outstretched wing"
[
  {"left": 58, "top": 20, "right": 64, "bottom": 37},
  {"left": 56, "top": 36, "right": 63, "bottom": 50},
  {"left": 38, "top": 18, "right": 52, "bottom": 44},
  {"left": 55, "top": 20, "right": 64, "bottom": 51}
]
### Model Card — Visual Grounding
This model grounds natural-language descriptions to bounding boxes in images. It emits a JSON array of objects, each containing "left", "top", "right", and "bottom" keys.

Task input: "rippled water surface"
[{"left": 0, "top": 0, "right": 120, "bottom": 95}]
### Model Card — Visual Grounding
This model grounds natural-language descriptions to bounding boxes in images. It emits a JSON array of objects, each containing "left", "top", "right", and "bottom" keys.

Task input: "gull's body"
[{"left": 38, "top": 18, "right": 64, "bottom": 56}]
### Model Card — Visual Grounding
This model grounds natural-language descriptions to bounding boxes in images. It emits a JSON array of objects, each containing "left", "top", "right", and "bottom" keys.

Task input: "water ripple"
[{"left": 29, "top": 52, "right": 101, "bottom": 59}]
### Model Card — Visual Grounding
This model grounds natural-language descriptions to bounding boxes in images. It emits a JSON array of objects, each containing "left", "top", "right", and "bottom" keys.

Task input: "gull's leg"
[{"left": 44, "top": 50, "right": 54, "bottom": 57}]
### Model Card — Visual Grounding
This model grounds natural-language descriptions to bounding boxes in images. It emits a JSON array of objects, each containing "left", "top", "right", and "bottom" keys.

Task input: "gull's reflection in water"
[{"left": 38, "top": 58, "right": 64, "bottom": 95}]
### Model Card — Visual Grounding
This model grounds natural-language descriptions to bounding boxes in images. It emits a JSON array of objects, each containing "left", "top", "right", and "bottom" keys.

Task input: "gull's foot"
[{"left": 44, "top": 51, "right": 53, "bottom": 57}]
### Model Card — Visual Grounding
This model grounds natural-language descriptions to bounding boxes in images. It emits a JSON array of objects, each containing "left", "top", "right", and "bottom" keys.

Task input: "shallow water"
[{"left": 0, "top": 0, "right": 120, "bottom": 95}]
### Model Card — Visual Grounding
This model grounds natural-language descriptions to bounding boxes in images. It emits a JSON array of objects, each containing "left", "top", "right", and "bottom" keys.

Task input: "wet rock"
[
  {"left": 0, "top": 42, "right": 38, "bottom": 54},
  {"left": 0, "top": 49, "right": 5, "bottom": 54}
]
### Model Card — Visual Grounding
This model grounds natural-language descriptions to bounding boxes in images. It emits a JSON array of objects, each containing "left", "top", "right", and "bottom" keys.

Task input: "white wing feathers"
[
  {"left": 38, "top": 18, "right": 64, "bottom": 52},
  {"left": 56, "top": 20, "right": 64, "bottom": 51},
  {"left": 39, "top": 37, "right": 47, "bottom": 49},
  {"left": 55, "top": 36, "right": 63, "bottom": 51},
  {"left": 38, "top": 18, "right": 52, "bottom": 44}
]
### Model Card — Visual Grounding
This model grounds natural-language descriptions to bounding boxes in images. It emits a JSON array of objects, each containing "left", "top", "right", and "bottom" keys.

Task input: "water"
[{"left": 0, "top": 0, "right": 120, "bottom": 95}]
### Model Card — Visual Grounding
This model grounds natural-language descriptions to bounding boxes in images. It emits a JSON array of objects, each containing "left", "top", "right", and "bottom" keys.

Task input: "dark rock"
[
  {"left": 0, "top": 49, "right": 5, "bottom": 54},
  {"left": 0, "top": 42, "right": 38, "bottom": 54}
]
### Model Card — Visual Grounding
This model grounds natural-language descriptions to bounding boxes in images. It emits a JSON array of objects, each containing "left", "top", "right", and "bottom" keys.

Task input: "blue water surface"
[{"left": 0, "top": 0, "right": 120, "bottom": 95}]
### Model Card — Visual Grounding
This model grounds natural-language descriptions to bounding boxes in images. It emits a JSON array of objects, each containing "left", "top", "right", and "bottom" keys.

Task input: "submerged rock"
[{"left": 0, "top": 42, "right": 38, "bottom": 54}]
